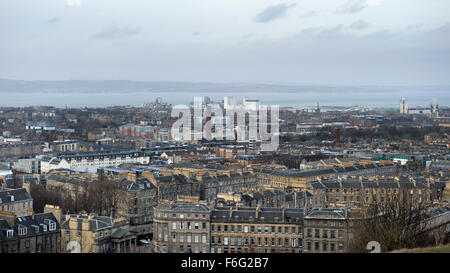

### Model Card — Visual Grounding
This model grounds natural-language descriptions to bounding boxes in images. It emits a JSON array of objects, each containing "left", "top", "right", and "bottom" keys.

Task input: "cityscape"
[{"left": 1, "top": 0, "right": 450, "bottom": 268}]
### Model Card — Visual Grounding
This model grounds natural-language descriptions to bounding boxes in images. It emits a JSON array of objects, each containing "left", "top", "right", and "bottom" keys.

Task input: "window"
[
  {"left": 257, "top": 226, "right": 261, "bottom": 233},
  {"left": 187, "top": 234, "right": 192, "bottom": 243},
  {"left": 195, "top": 223, "right": 199, "bottom": 230},
  {"left": 6, "top": 230, "right": 13, "bottom": 238},
  {"left": 211, "top": 224, "right": 215, "bottom": 231},
  {"left": 180, "top": 234, "right": 184, "bottom": 243},
  {"left": 202, "top": 234, "right": 207, "bottom": 244},
  {"left": 18, "top": 226, "right": 27, "bottom": 236},
  {"left": 244, "top": 226, "right": 248, "bottom": 233},
  {"left": 172, "top": 233, "right": 177, "bottom": 243},
  {"left": 315, "top": 242, "right": 319, "bottom": 250},
  {"left": 172, "top": 222, "right": 177, "bottom": 230},
  {"left": 264, "top": 226, "right": 269, "bottom": 233},
  {"left": 194, "top": 234, "right": 199, "bottom": 243},
  {"left": 251, "top": 226, "right": 255, "bottom": 232},
  {"left": 323, "top": 243, "right": 327, "bottom": 251},
  {"left": 224, "top": 237, "right": 228, "bottom": 245},
  {"left": 271, "top": 226, "right": 275, "bottom": 233},
  {"left": 307, "top": 242, "right": 311, "bottom": 251},
  {"left": 202, "top": 223, "right": 206, "bottom": 229},
  {"left": 315, "top": 229, "right": 320, "bottom": 238}
]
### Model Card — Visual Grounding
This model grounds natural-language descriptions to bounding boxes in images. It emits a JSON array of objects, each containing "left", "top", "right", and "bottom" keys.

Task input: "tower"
[
  {"left": 400, "top": 98, "right": 408, "bottom": 114},
  {"left": 431, "top": 98, "right": 438, "bottom": 117}
]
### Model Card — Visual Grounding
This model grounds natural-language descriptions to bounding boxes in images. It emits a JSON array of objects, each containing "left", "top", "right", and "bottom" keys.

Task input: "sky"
[{"left": 1, "top": 0, "right": 450, "bottom": 85}]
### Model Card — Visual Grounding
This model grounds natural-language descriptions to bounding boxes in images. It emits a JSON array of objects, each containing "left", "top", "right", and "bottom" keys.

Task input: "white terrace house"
[{"left": 40, "top": 151, "right": 150, "bottom": 173}]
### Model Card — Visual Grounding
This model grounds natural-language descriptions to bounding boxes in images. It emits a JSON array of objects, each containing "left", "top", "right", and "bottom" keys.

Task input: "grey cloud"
[
  {"left": 254, "top": 3, "right": 296, "bottom": 23},
  {"left": 336, "top": 0, "right": 367, "bottom": 14},
  {"left": 349, "top": 19, "right": 371, "bottom": 30},
  {"left": 91, "top": 26, "right": 141, "bottom": 40}
]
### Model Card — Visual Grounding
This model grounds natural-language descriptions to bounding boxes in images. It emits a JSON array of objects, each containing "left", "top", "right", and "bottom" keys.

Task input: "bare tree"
[{"left": 347, "top": 189, "right": 429, "bottom": 253}]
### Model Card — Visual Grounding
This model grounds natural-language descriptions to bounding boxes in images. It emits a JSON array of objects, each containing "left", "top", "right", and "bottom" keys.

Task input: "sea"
[{"left": 0, "top": 85, "right": 449, "bottom": 109}]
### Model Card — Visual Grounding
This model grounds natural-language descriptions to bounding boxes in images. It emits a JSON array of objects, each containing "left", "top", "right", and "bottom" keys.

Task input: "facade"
[
  {"left": 310, "top": 177, "right": 446, "bottom": 209},
  {"left": 0, "top": 211, "right": 61, "bottom": 253},
  {"left": 303, "top": 208, "right": 349, "bottom": 253},
  {"left": 210, "top": 206, "right": 303, "bottom": 253},
  {"left": 116, "top": 178, "right": 157, "bottom": 226},
  {"left": 153, "top": 202, "right": 210, "bottom": 253},
  {"left": 13, "top": 158, "right": 41, "bottom": 174},
  {"left": 50, "top": 140, "right": 79, "bottom": 152},
  {"left": 266, "top": 164, "right": 397, "bottom": 189},
  {"left": 0, "top": 188, "right": 33, "bottom": 216},
  {"left": 40, "top": 150, "right": 150, "bottom": 173},
  {"left": 60, "top": 213, "right": 115, "bottom": 253}
]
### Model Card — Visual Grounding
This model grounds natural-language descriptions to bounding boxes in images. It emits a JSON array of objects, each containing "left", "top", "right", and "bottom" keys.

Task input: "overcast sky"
[{"left": 1, "top": 0, "right": 450, "bottom": 85}]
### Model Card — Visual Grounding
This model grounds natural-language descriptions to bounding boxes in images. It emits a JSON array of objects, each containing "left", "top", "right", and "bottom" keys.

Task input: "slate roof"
[
  {"left": 60, "top": 214, "right": 114, "bottom": 231},
  {"left": 0, "top": 188, "right": 32, "bottom": 205},
  {"left": 14, "top": 212, "right": 60, "bottom": 238}
]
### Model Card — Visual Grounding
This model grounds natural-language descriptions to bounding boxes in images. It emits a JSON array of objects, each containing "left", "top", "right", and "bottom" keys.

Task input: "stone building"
[
  {"left": 153, "top": 202, "right": 210, "bottom": 253},
  {"left": 303, "top": 208, "right": 349, "bottom": 253},
  {"left": 0, "top": 188, "right": 33, "bottom": 216},
  {"left": 310, "top": 176, "right": 446, "bottom": 209},
  {"left": 0, "top": 211, "right": 61, "bottom": 253},
  {"left": 210, "top": 206, "right": 303, "bottom": 254}
]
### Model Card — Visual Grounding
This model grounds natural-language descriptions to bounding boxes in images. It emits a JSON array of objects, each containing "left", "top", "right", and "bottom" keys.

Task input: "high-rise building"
[
  {"left": 431, "top": 98, "right": 439, "bottom": 117},
  {"left": 224, "top": 96, "right": 236, "bottom": 110},
  {"left": 400, "top": 98, "right": 408, "bottom": 114}
]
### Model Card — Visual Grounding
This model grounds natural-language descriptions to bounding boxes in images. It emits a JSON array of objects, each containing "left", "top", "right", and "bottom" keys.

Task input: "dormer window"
[
  {"left": 49, "top": 221, "right": 56, "bottom": 231},
  {"left": 18, "top": 226, "right": 27, "bottom": 236},
  {"left": 6, "top": 229, "right": 14, "bottom": 238}
]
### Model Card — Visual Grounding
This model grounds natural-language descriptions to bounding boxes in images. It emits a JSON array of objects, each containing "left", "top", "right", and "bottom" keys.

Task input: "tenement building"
[
  {"left": 210, "top": 206, "right": 303, "bottom": 253},
  {"left": 303, "top": 208, "right": 349, "bottom": 253},
  {"left": 310, "top": 176, "right": 446, "bottom": 208},
  {"left": 40, "top": 149, "right": 150, "bottom": 173},
  {"left": 0, "top": 211, "right": 61, "bottom": 253},
  {"left": 153, "top": 202, "right": 210, "bottom": 253},
  {"left": 0, "top": 188, "right": 33, "bottom": 216}
]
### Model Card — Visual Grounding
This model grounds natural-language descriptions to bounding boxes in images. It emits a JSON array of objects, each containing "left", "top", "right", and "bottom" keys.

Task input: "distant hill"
[{"left": 0, "top": 78, "right": 415, "bottom": 94}]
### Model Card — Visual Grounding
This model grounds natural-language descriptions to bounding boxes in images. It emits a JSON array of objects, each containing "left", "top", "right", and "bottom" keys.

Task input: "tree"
[{"left": 347, "top": 189, "right": 429, "bottom": 253}]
